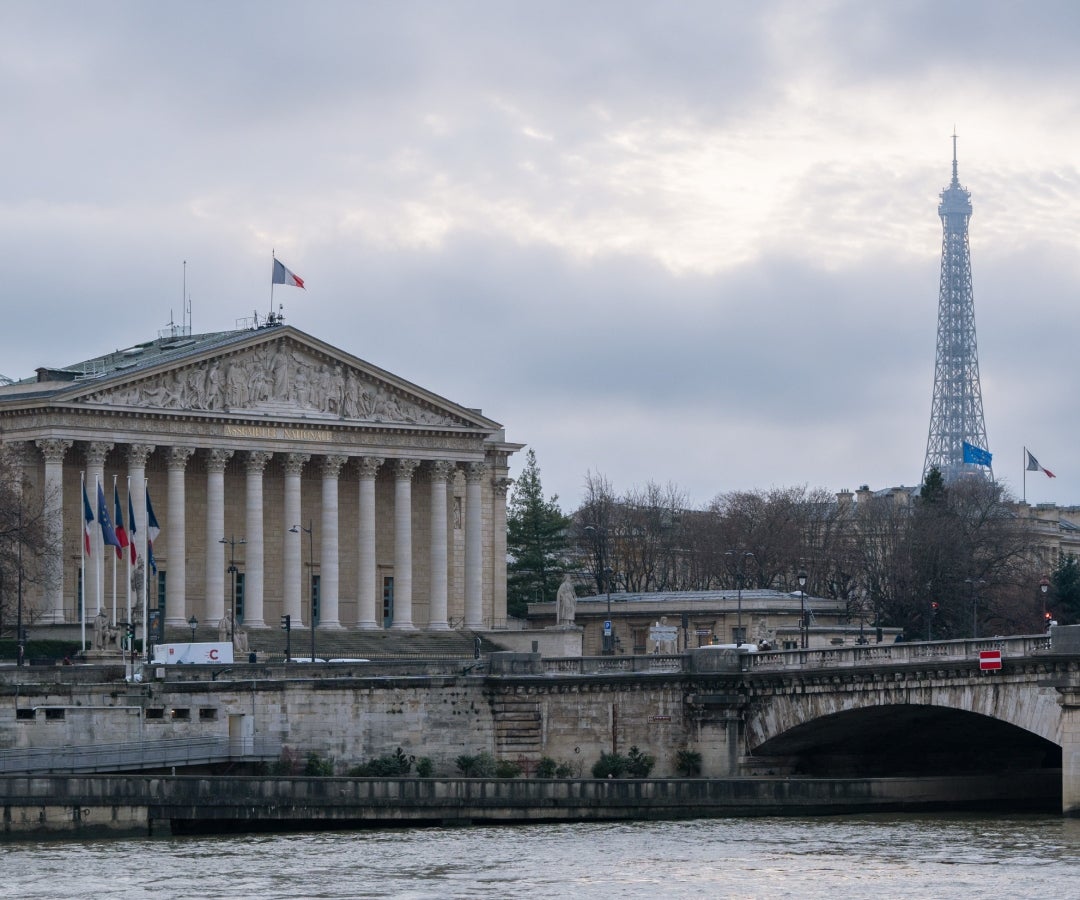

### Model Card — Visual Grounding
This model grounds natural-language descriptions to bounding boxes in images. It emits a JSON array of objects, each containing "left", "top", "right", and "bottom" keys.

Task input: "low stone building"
[{"left": 527, "top": 589, "right": 901, "bottom": 655}]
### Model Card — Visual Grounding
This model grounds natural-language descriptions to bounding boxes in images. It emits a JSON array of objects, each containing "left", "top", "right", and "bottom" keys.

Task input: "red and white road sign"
[{"left": 979, "top": 649, "right": 1002, "bottom": 671}]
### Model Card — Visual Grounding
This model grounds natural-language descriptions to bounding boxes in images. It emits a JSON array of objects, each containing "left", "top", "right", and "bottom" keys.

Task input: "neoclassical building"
[{"left": 0, "top": 322, "right": 519, "bottom": 635}]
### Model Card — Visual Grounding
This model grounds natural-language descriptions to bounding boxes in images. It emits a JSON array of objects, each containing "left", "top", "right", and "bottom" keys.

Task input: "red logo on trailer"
[{"left": 979, "top": 649, "right": 1002, "bottom": 671}]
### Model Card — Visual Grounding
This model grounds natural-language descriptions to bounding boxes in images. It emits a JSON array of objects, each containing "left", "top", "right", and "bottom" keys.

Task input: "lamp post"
[
  {"left": 965, "top": 577, "right": 985, "bottom": 639},
  {"left": 1040, "top": 576, "right": 1051, "bottom": 631},
  {"left": 219, "top": 535, "right": 246, "bottom": 647},
  {"left": 797, "top": 569, "right": 808, "bottom": 649},
  {"left": 188, "top": 614, "right": 198, "bottom": 643},
  {"left": 290, "top": 520, "right": 315, "bottom": 662},
  {"left": 583, "top": 524, "right": 614, "bottom": 655},
  {"left": 726, "top": 550, "right": 755, "bottom": 646}
]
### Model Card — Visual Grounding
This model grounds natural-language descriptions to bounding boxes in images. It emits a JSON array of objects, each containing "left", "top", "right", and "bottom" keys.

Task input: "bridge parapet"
[{"left": 748, "top": 635, "right": 1052, "bottom": 673}]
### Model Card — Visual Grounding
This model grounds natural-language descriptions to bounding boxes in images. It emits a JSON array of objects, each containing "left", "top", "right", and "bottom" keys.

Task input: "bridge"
[{"left": 707, "top": 632, "right": 1080, "bottom": 814}]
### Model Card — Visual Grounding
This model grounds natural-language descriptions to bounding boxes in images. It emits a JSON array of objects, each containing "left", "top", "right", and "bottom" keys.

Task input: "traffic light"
[
  {"left": 280, "top": 615, "right": 291, "bottom": 631},
  {"left": 930, "top": 602, "right": 940, "bottom": 613}
]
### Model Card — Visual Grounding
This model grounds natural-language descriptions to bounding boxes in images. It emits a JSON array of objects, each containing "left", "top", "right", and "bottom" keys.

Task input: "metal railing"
[{"left": 0, "top": 734, "right": 279, "bottom": 775}]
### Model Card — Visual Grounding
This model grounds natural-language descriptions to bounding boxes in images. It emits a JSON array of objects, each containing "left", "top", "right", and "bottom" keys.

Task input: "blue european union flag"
[{"left": 962, "top": 441, "right": 992, "bottom": 467}]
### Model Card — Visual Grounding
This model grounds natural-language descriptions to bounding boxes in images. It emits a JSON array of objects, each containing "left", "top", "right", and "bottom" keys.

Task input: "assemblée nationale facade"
[{"left": 0, "top": 321, "right": 519, "bottom": 634}]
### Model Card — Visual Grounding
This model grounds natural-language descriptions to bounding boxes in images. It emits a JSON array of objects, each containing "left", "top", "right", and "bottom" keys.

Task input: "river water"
[{"left": 5, "top": 815, "right": 1078, "bottom": 899}]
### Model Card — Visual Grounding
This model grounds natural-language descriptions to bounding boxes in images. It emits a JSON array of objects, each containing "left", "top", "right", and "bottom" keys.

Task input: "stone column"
[
  {"left": 204, "top": 449, "right": 233, "bottom": 623},
  {"left": 464, "top": 461, "right": 487, "bottom": 629},
  {"left": 283, "top": 453, "right": 309, "bottom": 628},
  {"left": 491, "top": 475, "right": 512, "bottom": 627},
  {"left": 165, "top": 447, "right": 194, "bottom": 626},
  {"left": 427, "top": 461, "right": 455, "bottom": 631},
  {"left": 84, "top": 442, "right": 113, "bottom": 619},
  {"left": 126, "top": 443, "right": 155, "bottom": 639},
  {"left": 319, "top": 454, "right": 348, "bottom": 629},
  {"left": 356, "top": 456, "right": 383, "bottom": 629},
  {"left": 244, "top": 450, "right": 273, "bottom": 629},
  {"left": 36, "top": 439, "right": 71, "bottom": 624},
  {"left": 392, "top": 458, "right": 421, "bottom": 630}
]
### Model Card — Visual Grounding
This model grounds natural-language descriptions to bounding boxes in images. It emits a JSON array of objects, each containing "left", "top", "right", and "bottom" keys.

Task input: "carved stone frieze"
[{"left": 79, "top": 338, "right": 463, "bottom": 428}]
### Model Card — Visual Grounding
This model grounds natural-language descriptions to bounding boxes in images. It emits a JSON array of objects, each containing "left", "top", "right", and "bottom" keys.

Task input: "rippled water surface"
[{"left": 6, "top": 815, "right": 1079, "bottom": 899}]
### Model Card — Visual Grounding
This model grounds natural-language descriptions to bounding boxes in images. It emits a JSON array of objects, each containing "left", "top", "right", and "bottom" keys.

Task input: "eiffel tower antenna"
[{"left": 922, "top": 133, "right": 992, "bottom": 484}]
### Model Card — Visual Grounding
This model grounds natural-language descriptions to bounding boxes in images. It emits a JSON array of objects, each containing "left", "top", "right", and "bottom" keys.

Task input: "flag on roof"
[
  {"left": 272, "top": 258, "right": 305, "bottom": 289},
  {"left": 962, "top": 441, "right": 992, "bottom": 467},
  {"left": 1026, "top": 449, "right": 1056, "bottom": 478}
]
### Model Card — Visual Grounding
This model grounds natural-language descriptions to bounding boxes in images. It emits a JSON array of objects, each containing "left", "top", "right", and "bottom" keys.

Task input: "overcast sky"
[{"left": 3, "top": 1, "right": 1079, "bottom": 511}]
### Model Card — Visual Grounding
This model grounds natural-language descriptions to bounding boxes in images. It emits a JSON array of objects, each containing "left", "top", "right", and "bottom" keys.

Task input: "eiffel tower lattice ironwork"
[{"left": 922, "top": 135, "right": 992, "bottom": 484}]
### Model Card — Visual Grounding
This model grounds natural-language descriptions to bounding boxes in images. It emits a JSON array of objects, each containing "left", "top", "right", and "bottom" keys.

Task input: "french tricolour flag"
[{"left": 272, "top": 258, "right": 305, "bottom": 289}]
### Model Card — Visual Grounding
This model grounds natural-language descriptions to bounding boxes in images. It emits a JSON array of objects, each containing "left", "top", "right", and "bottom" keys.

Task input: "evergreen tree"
[
  {"left": 507, "top": 449, "right": 570, "bottom": 619},
  {"left": 1051, "top": 554, "right": 1080, "bottom": 625}
]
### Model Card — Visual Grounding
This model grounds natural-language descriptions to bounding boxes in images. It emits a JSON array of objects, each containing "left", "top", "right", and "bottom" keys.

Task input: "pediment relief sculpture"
[{"left": 80, "top": 342, "right": 460, "bottom": 427}]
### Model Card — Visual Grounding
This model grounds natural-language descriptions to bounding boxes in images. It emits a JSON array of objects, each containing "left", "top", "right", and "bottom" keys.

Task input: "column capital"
[
  {"left": 356, "top": 455, "right": 385, "bottom": 479},
  {"left": 245, "top": 449, "right": 273, "bottom": 474},
  {"left": 394, "top": 458, "right": 422, "bottom": 481},
  {"left": 84, "top": 441, "right": 114, "bottom": 467},
  {"left": 168, "top": 446, "right": 196, "bottom": 470},
  {"left": 36, "top": 439, "right": 72, "bottom": 464},
  {"left": 284, "top": 452, "right": 310, "bottom": 477},
  {"left": 206, "top": 448, "right": 234, "bottom": 473},
  {"left": 126, "top": 443, "right": 156, "bottom": 468},
  {"left": 322, "top": 454, "right": 348, "bottom": 479},
  {"left": 429, "top": 460, "right": 456, "bottom": 482},
  {"left": 493, "top": 476, "right": 513, "bottom": 499},
  {"left": 464, "top": 460, "right": 488, "bottom": 483}
]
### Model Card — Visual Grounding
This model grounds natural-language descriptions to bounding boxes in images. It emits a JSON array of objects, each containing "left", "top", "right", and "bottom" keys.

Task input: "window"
[
  {"left": 311, "top": 574, "right": 321, "bottom": 626},
  {"left": 234, "top": 572, "right": 246, "bottom": 625},
  {"left": 732, "top": 626, "right": 747, "bottom": 645},
  {"left": 16, "top": 708, "right": 34, "bottom": 721},
  {"left": 199, "top": 708, "right": 218, "bottom": 721},
  {"left": 170, "top": 708, "right": 190, "bottom": 721},
  {"left": 44, "top": 708, "right": 65, "bottom": 721},
  {"left": 145, "top": 708, "right": 165, "bottom": 720}
]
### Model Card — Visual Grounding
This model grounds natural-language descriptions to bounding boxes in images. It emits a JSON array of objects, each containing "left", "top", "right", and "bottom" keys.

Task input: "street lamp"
[
  {"left": 290, "top": 520, "right": 315, "bottom": 662},
  {"left": 965, "top": 578, "right": 985, "bottom": 640},
  {"left": 188, "top": 615, "right": 198, "bottom": 642},
  {"left": 1040, "top": 576, "right": 1051, "bottom": 631},
  {"left": 583, "top": 524, "right": 615, "bottom": 655},
  {"left": 726, "top": 550, "right": 755, "bottom": 646},
  {"left": 219, "top": 535, "right": 246, "bottom": 647},
  {"left": 797, "top": 569, "right": 808, "bottom": 649}
]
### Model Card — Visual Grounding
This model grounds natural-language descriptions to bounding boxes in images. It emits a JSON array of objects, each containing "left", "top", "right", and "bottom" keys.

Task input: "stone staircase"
[
  {"left": 168, "top": 625, "right": 507, "bottom": 660},
  {"left": 491, "top": 691, "right": 543, "bottom": 763}
]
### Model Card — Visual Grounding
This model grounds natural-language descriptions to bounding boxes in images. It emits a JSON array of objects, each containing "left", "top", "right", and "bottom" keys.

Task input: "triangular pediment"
[{"left": 64, "top": 327, "right": 495, "bottom": 431}]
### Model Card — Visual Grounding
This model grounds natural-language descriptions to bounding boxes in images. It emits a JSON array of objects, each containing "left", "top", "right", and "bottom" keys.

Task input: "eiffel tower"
[{"left": 922, "top": 135, "right": 992, "bottom": 484}]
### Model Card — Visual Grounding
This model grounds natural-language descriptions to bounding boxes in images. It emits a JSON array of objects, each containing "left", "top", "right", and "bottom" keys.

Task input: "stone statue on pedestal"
[{"left": 556, "top": 574, "right": 577, "bottom": 626}]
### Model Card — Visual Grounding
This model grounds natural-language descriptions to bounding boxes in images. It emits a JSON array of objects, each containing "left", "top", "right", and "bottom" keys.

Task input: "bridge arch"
[{"left": 742, "top": 679, "right": 1062, "bottom": 778}]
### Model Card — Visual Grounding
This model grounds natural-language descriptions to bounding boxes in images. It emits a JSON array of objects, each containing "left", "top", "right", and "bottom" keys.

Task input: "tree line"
[{"left": 507, "top": 450, "right": 1079, "bottom": 639}]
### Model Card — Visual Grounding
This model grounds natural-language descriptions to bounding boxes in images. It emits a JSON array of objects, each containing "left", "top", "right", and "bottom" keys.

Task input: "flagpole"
[
  {"left": 80, "top": 472, "right": 87, "bottom": 652},
  {"left": 125, "top": 476, "right": 132, "bottom": 634},
  {"left": 1023, "top": 446, "right": 1027, "bottom": 503},
  {"left": 111, "top": 475, "right": 118, "bottom": 626},
  {"left": 95, "top": 475, "right": 103, "bottom": 617},
  {"left": 142, "top": 478, "right": 149, "bottom": 661},
  {"left": 270, "top": 249, "right": 276, "bottom": 322}
]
